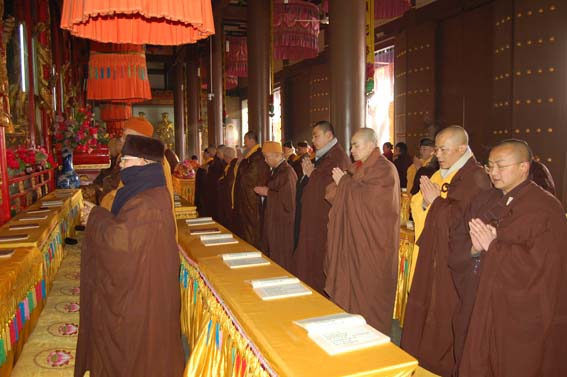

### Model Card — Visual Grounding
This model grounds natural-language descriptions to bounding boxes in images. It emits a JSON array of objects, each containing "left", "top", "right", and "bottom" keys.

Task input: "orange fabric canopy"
[
  {"left": 87, "top": 43, "right": 151, "bottom": 103},
  {"left": 61, "top": 0, "right": 215, "bottom": 45}
]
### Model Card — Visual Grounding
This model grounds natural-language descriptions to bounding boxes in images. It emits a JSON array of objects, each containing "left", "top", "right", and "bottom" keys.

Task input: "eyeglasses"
[
  {"left": 484, "top": 161, "right": 527, "bottom": 173},
  {"left": 433, "top": 146, "right": 456, "bottom": 154}
]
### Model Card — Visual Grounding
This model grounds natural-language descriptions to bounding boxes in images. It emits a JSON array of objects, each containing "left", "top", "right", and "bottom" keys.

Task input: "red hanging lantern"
[
  {"left": 99, "top": 103, "right": 132, "bottom": 137},
  {"left": 60, "top": 0, "right": 215, "bottom": 45},
  {"left": 87, "top": 43, "right": 151, "bottom": 103},
  {"left": 225, "top": 75, "right": 238, "bottom": 91},
  {"left": 273, "top": 0, "right": 320, "bottom": 60},
  {"left": 225, "top": 36, "right": 248, "bottom": 77}
]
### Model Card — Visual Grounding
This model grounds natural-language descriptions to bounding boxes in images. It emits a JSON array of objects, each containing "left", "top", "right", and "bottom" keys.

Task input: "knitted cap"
[
  {"left": 121, "top": 135, "right": 164, "bottom": 162},
  {"left": 262, "top": 141, "right": 283, "bottom": 154},
  {"left": 124, "top": 117, "right": 154, "bottom": 137}
]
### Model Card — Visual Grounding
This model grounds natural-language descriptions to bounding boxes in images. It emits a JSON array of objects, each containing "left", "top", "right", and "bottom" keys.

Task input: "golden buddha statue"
[{"left": 155, "top": 112, "right": 175, "bottom": 150}]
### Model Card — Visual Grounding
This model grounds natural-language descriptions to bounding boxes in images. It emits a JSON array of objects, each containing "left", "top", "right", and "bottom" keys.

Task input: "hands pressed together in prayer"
[
  {"left": 301, "top": 158, "right": 315, "bottom": 178},
  {"left": 469, "top": 218, "right": 497, "bottom": 253},
  {"left": 253, "top": 186, "right": 269, "bottom": 197},
  {"left": 332, "top": 167, "right": 346, "bottom": 185},
  {"left": 420, "top": 176, "right": 441, "bottom": 206}
]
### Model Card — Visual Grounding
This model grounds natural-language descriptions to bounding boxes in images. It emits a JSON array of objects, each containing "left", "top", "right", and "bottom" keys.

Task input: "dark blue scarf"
[{"left": 111, "top": 163, "right": 166, "bottom": 215}]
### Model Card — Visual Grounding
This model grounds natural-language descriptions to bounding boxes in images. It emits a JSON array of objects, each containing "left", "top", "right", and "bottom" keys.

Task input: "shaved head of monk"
[
  {"left": 434, "top": 125, "right": 469, "bottom": 169},
  {"left": 486, "top": 139, "right": 532, "bottom": 194},
  {"left": 351, "top": 128, "right": 378, "bottom": 162}
]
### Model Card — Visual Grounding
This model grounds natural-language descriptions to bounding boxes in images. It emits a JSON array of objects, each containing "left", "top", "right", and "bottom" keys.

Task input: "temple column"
[
  {"left": 186, "top": 45, "right": 201, "bottom": 158},
  {"left": 173, "top": 51, "right": 186, "bottom": 160},
  {"left": 329, "top": 0, "right": 366, "bottom": 150},
  {"left": 209, "top": 5, "right": 224, "bottom": 146}
]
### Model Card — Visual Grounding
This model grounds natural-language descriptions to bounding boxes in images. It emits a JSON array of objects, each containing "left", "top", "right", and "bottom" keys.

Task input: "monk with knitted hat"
[
  {"left": 99, "top": 117, "right": 176, "bottom": 238},
  {"left": 254, "top": 141, "right": 297, "bottom": 271}
]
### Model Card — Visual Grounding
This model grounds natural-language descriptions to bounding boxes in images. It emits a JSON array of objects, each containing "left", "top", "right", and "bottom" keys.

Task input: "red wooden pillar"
[
  {"left": 0, "top": 127, "right": 10, "bottom": 224},
  {"left": 23, "top": 0, "right": 37, "bottom": 145}
]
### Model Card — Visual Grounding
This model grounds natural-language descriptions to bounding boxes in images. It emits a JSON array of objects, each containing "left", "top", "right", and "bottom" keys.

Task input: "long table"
[
  {"left": 177, "top": 220, "right": 418, "bottom": 377},
  {"left": 0, "top": 190, "right": 82, "bottom": 376}
]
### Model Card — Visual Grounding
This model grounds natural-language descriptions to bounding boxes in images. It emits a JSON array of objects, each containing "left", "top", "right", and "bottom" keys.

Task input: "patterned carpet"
[{"left": 11, "top": 235, "right": 87, "bottom": 377}]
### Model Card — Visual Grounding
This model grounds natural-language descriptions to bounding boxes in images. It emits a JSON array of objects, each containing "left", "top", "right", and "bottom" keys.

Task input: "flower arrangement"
[
  {"left": 173, "top": 160, "right": 196, "bottom": 179},
  {"left": 54, "top": 105, "right": 109, "bottom": 153},
  {"left": 6, "top": 146, "right": 56, "bottom": 177}
]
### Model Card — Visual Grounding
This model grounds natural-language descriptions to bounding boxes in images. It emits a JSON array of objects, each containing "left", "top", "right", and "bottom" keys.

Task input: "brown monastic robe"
[
  {"left": 218, "top": 158, "right": 237, "bottom": 231},
  {"left": 324, "top": 149, "right": 400, "bottom": 335},
  {"left": 458, "top": 181, "right": 567, "bottom": 377},
  {"left": 291, "top": 153, "right": 308, "bottom": 180},
  {"left": 529, "top": 159, "right": 556, "bottom": 196},
  {"left": 401, "top": 157, "right": 491, "bottom": 376},
  {"left": 205, "top": 156, "right": 226, "bottom": 221},
  {"left": 293, "top": 141, "right": 350, "bottom": 293},
  {"left": 75, "top": 187, "right": 184, "bottom": 377},
  {"left": 262, "top": 160, "right": 297, "bottom": 271},
  {"left": 234, "top": 146, "right": 270, "bottom": 248}
]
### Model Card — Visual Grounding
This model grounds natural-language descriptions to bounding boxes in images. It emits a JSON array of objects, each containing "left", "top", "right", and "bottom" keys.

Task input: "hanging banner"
[{"left": 365, "top": 0, "right": 375, "bottom": 65}]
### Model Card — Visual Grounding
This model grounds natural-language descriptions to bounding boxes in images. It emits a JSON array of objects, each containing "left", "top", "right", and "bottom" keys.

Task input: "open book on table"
[
  {"left": 249, "top": 276, "right": 312, "bottom": 300},
  {"left": 221, "top": 251, "right": 270, "bottom": 269},
  {"left": 200, "top": 233, "right": 238, "bottom": 247},
  {"left": 190, "top": 227, "right": 221, "bottom": 236},
  {"left": 294, "top": 313, "right": 390, "bottom": 355},
  {"left": 0, "top": 234, "right": 30, "bottom": 242},
  {"left": 9, "top": 223, "right": 40, "bottom": 230}
]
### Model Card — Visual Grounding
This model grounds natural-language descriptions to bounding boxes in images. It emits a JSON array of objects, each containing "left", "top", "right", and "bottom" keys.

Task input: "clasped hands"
[
  {"left": 469, "top": 218, "right": 497, "bottom": 253},
  {"left": 253, "top": 186, "right": 269, "bottom": 196},
  {"left": 420, "top": 176, "right": 441, "bottom": 206}
]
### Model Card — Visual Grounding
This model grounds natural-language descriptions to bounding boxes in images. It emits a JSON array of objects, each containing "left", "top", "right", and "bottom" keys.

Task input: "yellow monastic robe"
[
  {"left": 408, "top": 168, "right": 458, "bottom": 288},
  {"left": 406, "top": 157, "right": 432, "bottom": 194},
  {"left": 100, "top": 158, "right": 177, "bottom": 239}
]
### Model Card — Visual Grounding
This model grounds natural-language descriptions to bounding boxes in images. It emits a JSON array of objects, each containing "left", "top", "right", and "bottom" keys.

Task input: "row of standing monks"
[{"left": 196, "top": 122, "right": 566, "bottom": 377}]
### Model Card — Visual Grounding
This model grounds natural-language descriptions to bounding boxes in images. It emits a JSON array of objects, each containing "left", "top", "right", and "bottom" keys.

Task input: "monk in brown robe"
[
  {"left": 291, "top": 141, "right": 311, "bottom": 179},
  {"left": 325, "top": 128, "right": 400, "bottom": 335},
  {"left": 217, "top": 146, "right": 237, "bottom": 231},
  {"left": 293, "top": 121, "right": 350, "bottom": 293},
  {"left": 75, "top": 135, "right": 184, "bottom": 377},
  {"left": 233, "top": 131, "right": 270, "bottom": 248},
  {"left": 456, "top": 140, "right": 567, "bottom": 377},
  {"left": 529, "top": 158, "right": 556, "bottom": 195},
  {"left": 204, "top": 146, "right": 226, "bottom": 221},
  {"left": 401, "top": 126, "right": 491, "bottom": 376},
  {"left": 254, "top": 141, "right": 297, "bottom": 271}
]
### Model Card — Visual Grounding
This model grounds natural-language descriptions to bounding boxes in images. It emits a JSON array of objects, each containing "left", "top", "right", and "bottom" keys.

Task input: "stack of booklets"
[
  {"left": 41, "top": 199, "right": 63, "bottom": 207},
  {"left": 0, "top": 249, "right": 15, "bottom": 259},
  {"left": 19, "top": 215, "right": 48, "bottom": 221},
  {"left": 186, "top": 217, "right": 215, "bottom": 226},
  {"left": 190, "top": 227, "right": 221, "bottom": 236},
  {"left": 175, "top": 206, "right": 198, "bottom": 219},
  {"left": 9, "top": 223, "right": 40, "bottom": 231},
  {"left": 0, "top": 234, "right": 29, "bottom": 242},
  {"left": 27, "top": 209, "right": 51, "bottom": 214},
  {"left": 294, "top": 313, "right": 391, "bottom": 355},
  {"left": 221, "top": 251, "right": 270, "bottom": 269},
  {"left": 200, "top": 233, "right": 238, "bottom": 247},
  {"left": 249, "top": 276, "right": 312, "bottom": 300},
  {"left": 54, "top": 189, "right": 74, "bottom": 198}
]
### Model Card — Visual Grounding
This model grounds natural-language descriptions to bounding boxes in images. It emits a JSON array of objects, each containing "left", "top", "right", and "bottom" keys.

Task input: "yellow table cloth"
[{"left": 178, "top": 219, "right": 418, "bottom": 377}]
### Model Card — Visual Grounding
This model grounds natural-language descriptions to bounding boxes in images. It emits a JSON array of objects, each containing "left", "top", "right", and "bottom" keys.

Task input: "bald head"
[
  {"left": 353, "top": 128, "right": 378, "bottom": 146},
  {"left": 436, "top": 125, "right": 469, "bottom": 146},
  {"left": 351, "top": 128, "right": 378, "bottom": 162},
  {"left": 435, "top": 125, "right": 470, "bottom": 169},
  {"left": 491, "top": 139, "right": 533, "bottom": 163},
  {"left": 219, "top": 146, "right": 236, "bottom": 163},
  {"left": 487, "top": 139, "right": 532, "bottom": 193}
]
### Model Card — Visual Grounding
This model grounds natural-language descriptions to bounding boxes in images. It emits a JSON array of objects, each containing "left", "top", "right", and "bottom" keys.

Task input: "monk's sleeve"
[
  {"left": 87, "top": 206, "right": 130, "bottom": 254},
  {"left": 324, "top": 181, "right": 339, "bottom": 204}
]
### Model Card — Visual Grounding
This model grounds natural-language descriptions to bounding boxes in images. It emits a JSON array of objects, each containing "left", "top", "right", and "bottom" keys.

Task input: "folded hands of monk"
[
  {"left": 420, "top": 176, "right": 441, "bottom": 206},
  {"left": 253, "top": 186, "right": 269, "bottom": 197},
  {"left": 332, "top": 167, "right": 346, "bottom": 185},
  {"left": 469, "top": 218, "right": 497, "bottom": 252},
  {"left": 302, "top": 158, "right": 315, "bottom": 177}
]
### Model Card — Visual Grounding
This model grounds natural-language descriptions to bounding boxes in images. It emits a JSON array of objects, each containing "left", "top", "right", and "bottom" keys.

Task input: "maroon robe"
[
  {"left": 218, "top": 158, "right": 237, "bottom": 231},
  {"left": 234, "top": 147, "right": 270, "bottom": 248},
  {"left": 293, "top": 141, "right": 350, "bottom": 293},
  {"left": 401, "top": 157, "right": 492, "bottom": 376},
  {"left": 529, "top": 159, "right": 556, "bottom": 196},
  {"left": 459, "top": 181, "right": 567, "bottom": 377},
  {"left": 205, "top": 156, "right": 226, "bottom": 221},
  {"left": 75, "top": 187, "right": 184, "bottom": 377},
  {"left": 325, "top": 149, "right": 400, "bottom": 335},
  {"left": 262, "top": 160, "right": 297, "bottom": 271}
]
